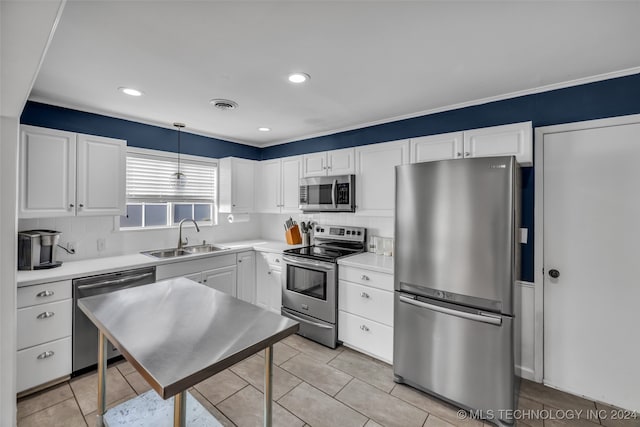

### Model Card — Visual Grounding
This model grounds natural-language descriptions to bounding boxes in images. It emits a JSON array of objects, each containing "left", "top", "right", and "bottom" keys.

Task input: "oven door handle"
[
  {"left": 283, "top": 311, "right": 333, "bottom": 329},
  {"left": 331, "top": 179, "right": 337, "bottom": 208},
  {"left": 282, "top": 255, "right": 336, "bottom": 271}
]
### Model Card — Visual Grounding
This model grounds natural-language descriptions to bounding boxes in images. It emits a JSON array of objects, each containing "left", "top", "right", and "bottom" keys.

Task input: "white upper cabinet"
[
  {"left": 76, "top": 134, "right": 126, "bottom": 216},
  {"left": 19, "top": 125, "right": 126, "bottom": 218},
  {"left": 255, "top": 156, "right": 301, "bottom": 213},
  {"left": 280, "top": 156, "right": 302, "bottom": 212},
  {"left": 355, "top": 139, "right": 410, "bottom": 217},
  {"left": 302, "top": 148, "right": 355, "bottom": 177},
  {"left": 410, "top": 131, "right": 464, "bottom": 163},
  {"left": 219, "top": 157, "right": 255, "bottom": 213},
  {"left": 463, "top": 121, "right": 532, "bottom": 165}
]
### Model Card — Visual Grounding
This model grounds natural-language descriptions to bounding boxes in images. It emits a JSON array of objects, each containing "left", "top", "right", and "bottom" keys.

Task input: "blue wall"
[
  {"left": 20, "top": 102, "right": 262, "bottom": 160},
  {"left": 20, "top": 73, "right": 640, "bottom": 282}
]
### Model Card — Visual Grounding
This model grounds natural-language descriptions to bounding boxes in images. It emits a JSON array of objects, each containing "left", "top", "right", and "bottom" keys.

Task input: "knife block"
[{"left": 285, "top": 225, "right": 302, "bottom": 245}]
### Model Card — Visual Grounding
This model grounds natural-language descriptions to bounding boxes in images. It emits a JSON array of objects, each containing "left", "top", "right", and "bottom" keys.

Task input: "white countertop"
[
  {"left": 17, "top": 239, "right": 302, "bottom": 287},
  {"left": 338, "top": 252, "right": 394, "bottom": 274}
]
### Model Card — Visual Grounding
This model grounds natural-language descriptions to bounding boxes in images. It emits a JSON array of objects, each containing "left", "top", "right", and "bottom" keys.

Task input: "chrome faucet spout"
[{"left": 177, "top": 219, "right": 200, "bottom": 249}]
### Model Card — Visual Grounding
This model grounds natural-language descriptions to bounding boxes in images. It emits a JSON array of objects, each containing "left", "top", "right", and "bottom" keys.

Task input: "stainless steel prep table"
[{"left": 78, "top": 277, "right": 299, "bottom": 427}]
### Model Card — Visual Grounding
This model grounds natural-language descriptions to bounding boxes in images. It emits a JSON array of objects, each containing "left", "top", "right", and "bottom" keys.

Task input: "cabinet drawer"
[
  {"left": 338, "top": 281, "right": 393, "bottom": 326},
  {"left": 156, "top": 253, "right": 237, "bottom": 280},
  {"left": 17, "top": 299, "right": 72, "bottom": 350},
  {"left": 339, "top": 266, "right": 393, "bottom": 291},
  {"left": 261, "top": 252, "right": 283, "bottom": 267},
  {"left": 338, "top": 311, "right": 393, "bottom": 364},
  {"left": 17, "top": 336, "right": 72, "bottom": 393},
  {"left": 17, "top": 280, "right": 72, "bottom": 308}
]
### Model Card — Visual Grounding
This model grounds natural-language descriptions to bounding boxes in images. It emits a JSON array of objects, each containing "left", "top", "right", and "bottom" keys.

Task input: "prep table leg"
[
  {"left": 174, "top": 391, "right": 187, "bottom": 427},
  {"left": 264, "top": 345, "right": 273, "bottom": 427},
  {"left": 96, "top": 331, "right": 107, "bottom": 427}
]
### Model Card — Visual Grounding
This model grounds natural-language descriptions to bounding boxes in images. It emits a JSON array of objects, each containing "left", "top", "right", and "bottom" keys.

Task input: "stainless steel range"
[{"left": 282, "top": 225, "right": 366, "bottom": 348}]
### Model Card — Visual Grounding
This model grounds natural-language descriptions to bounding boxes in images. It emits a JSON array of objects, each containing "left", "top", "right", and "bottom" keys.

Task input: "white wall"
[{"left": 18, "top": 215, "right": 261, "bottom": 262}]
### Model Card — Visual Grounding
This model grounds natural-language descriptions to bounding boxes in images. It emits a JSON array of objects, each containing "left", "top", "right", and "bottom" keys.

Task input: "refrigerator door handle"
[{"left": 399, "top": 295, "right": 502, "bottom": 326}]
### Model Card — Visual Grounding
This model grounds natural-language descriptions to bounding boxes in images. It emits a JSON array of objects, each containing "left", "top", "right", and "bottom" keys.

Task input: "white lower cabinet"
[
  {"left": 202, "top": 265, "right": 237, "bottom": 297},
  {"left": 338, "top": 265, "right": 394, "bottom": 363},
  {"left": 236, "top": 251, "right": 256, "bottom": 304},
  {"left": 17, "top": 280, "right": 72, "bottom": 393},
  {"left": 256, "top": 252, "right": 283, "bottom": 314}
]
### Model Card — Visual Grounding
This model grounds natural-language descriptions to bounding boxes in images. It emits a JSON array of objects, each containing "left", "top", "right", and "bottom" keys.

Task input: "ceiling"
[{"left": 30, "top": 1, "right": 640, "bottom": 147}]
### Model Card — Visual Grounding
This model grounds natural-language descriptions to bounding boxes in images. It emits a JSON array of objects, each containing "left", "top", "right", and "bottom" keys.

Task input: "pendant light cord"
[{"left": 173, "top": 122, "right": 186, "bottom": 177}]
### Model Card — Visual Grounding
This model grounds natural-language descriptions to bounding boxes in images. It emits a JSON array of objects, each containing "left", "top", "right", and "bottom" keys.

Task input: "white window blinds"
[{"left": 126, "top": 152, "right": 216, "bottom": 202}]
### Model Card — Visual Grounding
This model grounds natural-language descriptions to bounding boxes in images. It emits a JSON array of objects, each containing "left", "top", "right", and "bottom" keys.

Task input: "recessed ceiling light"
[
  {"left": 288, "top": 72, "right": 310, "bottom": 84},
  {"left": 258, "top": 127, "right": 271, "bottom": 132},
  {"left": 118, "top": 87, "right": 143, "bottom": 97}
]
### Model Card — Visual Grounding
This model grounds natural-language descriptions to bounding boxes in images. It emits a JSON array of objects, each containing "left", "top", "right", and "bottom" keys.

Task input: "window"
[{"left": 119, "top": 149, "right": 217, "bottom": 229}]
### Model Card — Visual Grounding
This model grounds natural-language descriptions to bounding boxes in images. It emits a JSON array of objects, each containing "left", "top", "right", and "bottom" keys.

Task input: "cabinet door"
[
  {"left": 184, "top": 272, "right": 202, "bottom": 284},
  {"left": 19, "top": 126, "right": 76, "bottom": 218},
  {"left": 302, "top": 152, "right": 327, "bottom": 177},
  {"left": 202, "top": 265, "right": 237, "bottom": 297},
  {"left": 327, "top": 148, "right": 355, "bottom": 175},
  {"left": 463, "top": 122, "right": 532, "bottom": 166},
  {"left": 268, "top": 268, "right": 283, "bottom": 314},
  {"left": 281, "top": 156, "right": 302, "bottom": 213},
  {"left": 410, "top": 132, "right": 464, "bottom": 163},
  {"left": 76, "top": 134, "right": 126, "bottom": 216},
  {"left": 255, "top": 254, "right": 270, "bottom": 310},
  {"left": 355, "top": 139, "right": 410, "bottom": 217},
  {"left": 232, "top": 159, "right": 255, "bottom": 212},
  {"left": 255, "top": 159, "right": 281, "bottom": 213},
  {"left": 236, "top": 251, "right": 256, "bottom": 304}
]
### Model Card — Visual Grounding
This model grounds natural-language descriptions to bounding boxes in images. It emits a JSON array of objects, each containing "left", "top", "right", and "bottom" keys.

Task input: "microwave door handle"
[{"left": 332, "top": 179, "right": 337, "bottom": 208}]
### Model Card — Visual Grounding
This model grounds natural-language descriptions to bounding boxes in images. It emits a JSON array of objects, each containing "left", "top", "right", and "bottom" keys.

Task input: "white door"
[
  {"left": 232, "top": 159, "right": 255, "bottom": 212},
  {"left": 281, "top": 156, "right": 302, "bottom": 213},
  {"left": 255, "top": 159, "right": 281, "bottom": 213},
  {"left": 268, "top": 268, "right": 283, "bottom": 314},
  {"left": 76, "top": 133, "right": 126, "bottom": 216},
  {"left": 302, "top": 152, "right": 327, "bottom": 177},
  {"left": 327, "top": 148, "right": 355, "bottom": 175},
  {"left": 255, "top": 254, "right": 270, "bottom": 310},
  {"left": 19, "top": 126, "right": 77, "bottom": 218},
  {"left": 543, "top": 122, "right": 640, "bottom": 411},
  {"left": 202, "top": 266, "right": 237, "bottom": 297},
  {"left": 236, "top": 251, "right": 256, "bottom": 304},
  {"left": 410, "top": 132, "right": 463, "bottom": 163}
]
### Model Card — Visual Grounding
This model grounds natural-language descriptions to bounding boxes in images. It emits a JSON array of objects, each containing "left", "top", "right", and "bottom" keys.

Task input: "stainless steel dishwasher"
[{"left": 72, "top": 266, "right": 155, "bottom": 374}]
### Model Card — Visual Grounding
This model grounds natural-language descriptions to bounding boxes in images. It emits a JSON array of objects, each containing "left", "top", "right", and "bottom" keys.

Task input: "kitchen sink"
[
  {"left": 142, "top": 244, "right": 229, "bottom": 259},
  {"left": 183, "top": 244, "right": 228, "bottom": 254}
]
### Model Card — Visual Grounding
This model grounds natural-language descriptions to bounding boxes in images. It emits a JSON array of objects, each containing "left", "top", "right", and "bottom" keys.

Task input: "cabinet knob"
[
  {"left": 360, "top": 292, "right": 370, "bottom": 299},
  {"left": 36, "top": 311, "right": 55, "bottom": 320},
  {"left": 37, "top": 351, "right": 55, "bottom": 360},
  {"left": 549, "top": 269, "right": 560, "bottom": 279},
  {"left": 267, "top": 271, "right": 272, "bottom": 275},
  {"left": 78, "top": 203, "right": 84, "bottom": 208},
  {"left": 238, "top": 260, "right": 242, "bottom": 263},
  {"left": 360, "top": 325, "right": 370, "bottom": 332},
  {"left": 464, "top": 152, "right": 471, "bottom": 157},
  {"left": 456, "top": 152, "right": 462, "bottom": 157},
  {"left": 69, "top": 203, "right": 74, "bottom": 208},
  {"left": 275, "top": 259, "right": 280, "bottom": 263},
  {"left": 361, "top": 275, "right": 370, "bottom": 281}
]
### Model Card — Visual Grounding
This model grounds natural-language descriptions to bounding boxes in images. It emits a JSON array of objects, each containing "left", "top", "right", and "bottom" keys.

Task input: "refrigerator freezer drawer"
[{"left": 393, "top": 292, "right": 515, "bottom": 423}]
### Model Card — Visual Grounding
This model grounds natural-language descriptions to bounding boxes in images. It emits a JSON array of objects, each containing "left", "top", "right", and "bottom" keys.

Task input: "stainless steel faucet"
[{"left": 177, "top": 219, "right": 200, "bottom": 249}]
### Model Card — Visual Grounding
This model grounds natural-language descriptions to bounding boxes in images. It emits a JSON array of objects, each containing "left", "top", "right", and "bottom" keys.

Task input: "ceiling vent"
[{"left": 210, "top": 99, "right": 238, "bottom": 110}]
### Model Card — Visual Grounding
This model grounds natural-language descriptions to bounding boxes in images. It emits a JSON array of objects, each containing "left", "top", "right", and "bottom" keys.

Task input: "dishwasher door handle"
[
  {"left": 399, "top": 295, "right": 502, "bottom": 326},
  {"left": 76, "top": 272, "right": 154, "bottom": 291}
]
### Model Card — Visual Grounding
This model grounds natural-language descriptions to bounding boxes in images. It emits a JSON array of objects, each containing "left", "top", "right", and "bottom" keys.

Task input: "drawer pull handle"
[
  {"left": 36, "top": 311, "right": 55, "bottom": 320},
  {"left": 360, "top": 292, "right": 370, "bottom": 299},
  {"left": 360, "top": 325, "right": 370, "bottom": 332},
  {"left": 37, "top": 351, "right": 55, "bottom": 360},
  {"left": 361, "top": 275, "right": 370, "bottom": 281},
  {"left": 36, "top": 290, "right": 55, "bottom": 298}
]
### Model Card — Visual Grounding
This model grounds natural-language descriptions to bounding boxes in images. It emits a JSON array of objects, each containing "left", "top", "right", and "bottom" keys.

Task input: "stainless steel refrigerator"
[{"left": 393, "top": 156, "right": 519, "bottom": 426}]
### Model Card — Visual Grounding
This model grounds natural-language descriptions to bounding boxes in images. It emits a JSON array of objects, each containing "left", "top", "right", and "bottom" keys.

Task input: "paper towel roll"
[{"left": 227, "top": 213, "right": 250, "bottom": 223}]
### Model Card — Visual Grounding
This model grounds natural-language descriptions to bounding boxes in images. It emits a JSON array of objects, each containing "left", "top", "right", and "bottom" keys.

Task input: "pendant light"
[{"left": 173, "top": 122, "right": 187, "bottom": 187}]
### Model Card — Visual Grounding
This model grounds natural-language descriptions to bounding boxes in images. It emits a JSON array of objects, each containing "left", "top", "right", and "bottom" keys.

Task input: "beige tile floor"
[{"left": 17, "top": 334, "right": 640, "bottom": 427}]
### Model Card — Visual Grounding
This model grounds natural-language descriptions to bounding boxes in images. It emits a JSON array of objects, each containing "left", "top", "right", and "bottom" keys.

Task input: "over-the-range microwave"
[{"left": 299, "top": 174, "right": 356, "bottom": 213}]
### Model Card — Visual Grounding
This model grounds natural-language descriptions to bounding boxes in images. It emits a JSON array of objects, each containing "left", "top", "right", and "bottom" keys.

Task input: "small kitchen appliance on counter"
[
  {"left": 282, "top": 225, "right": 366, "bottom": 348},
  {"left": 18, "top": 229, "right": 63, "bottom": 270}
]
